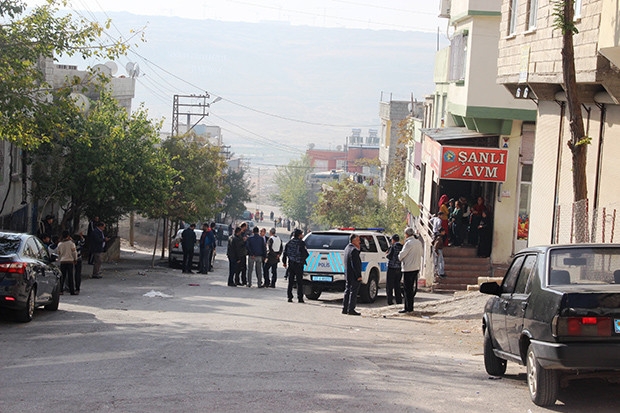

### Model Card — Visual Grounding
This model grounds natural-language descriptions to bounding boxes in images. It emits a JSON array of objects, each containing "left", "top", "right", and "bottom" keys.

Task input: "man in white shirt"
[{"left": 398, "top": 227, "right": 423, "bottom": 313}]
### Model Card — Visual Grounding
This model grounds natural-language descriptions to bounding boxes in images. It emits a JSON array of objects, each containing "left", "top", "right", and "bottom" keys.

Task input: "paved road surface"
[{"left": 1, "top": 249, "right": 619, "bottom": 412}]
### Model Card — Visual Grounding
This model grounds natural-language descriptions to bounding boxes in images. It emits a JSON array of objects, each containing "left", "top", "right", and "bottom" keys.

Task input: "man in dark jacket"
[
  {"left": 228, "top": 227, "right": 247, "bottom": 285},
  {"left": 246, "top": 226, "right": 266, "bottom": 287},
  {"left": 385, "top": 234, "right": 403, "bottom": 306},
  {"left": 181, "top": 223, "right": 197, "bottom": 274},
  {"left": 90, "top": 222, "right": 108, "bottom": 279},
  {"left": 264, "top": 228, "right": 282, "bottom": 288},
  {"left": 342, "top": 233, "right": 362, "bottom": 316},
  {"left": 282, "top": 228, "right": 308, "bottom": 303}
]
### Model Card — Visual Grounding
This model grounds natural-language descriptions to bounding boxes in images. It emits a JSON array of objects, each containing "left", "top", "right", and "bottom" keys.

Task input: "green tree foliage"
[
  {"left": 274, "top": 155, "right": 312, "bottom": 228},
  {"left": 313, "top": 179, "right": 368, "bottom": 228},
  {"left": 0, "top": 0, "right": 131, "bottom": 148},
  {"left": 29, "top": 92, "right": 175, "bottom": 230},
  {"left": 221, "top": 167, "right": 252, "bottom": 221},
  {"left": 161, "top": 135, "right": 226, "bottom": 224}
]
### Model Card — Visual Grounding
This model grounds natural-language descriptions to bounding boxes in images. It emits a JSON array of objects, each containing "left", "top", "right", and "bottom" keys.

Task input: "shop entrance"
[{"left": 433, "top": 180, "right": 496, "bottom": 215}]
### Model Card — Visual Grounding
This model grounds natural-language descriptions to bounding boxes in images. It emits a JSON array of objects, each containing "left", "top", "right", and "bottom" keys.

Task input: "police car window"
[
  {"left": 304, "top": 233, "right": 349, "bottom": 250},
  {"left": 377, "top": 236, "right": 389, "bottom": 252},
  {"left": 359, "top": 235, "right": 377, "bottom": 253}
]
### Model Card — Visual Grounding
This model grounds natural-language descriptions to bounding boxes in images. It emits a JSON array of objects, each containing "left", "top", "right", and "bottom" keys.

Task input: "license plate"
[
  {"left": 615, "top": 319, "right": 620, "bottom": 334},
  {"left": 311, "top": 275, "right": 333, "bottom": 282}
]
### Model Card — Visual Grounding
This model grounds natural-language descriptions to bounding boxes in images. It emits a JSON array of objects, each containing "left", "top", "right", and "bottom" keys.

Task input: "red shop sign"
[{"left": 440, "top": 146, "right": 508, "bottom": 182}]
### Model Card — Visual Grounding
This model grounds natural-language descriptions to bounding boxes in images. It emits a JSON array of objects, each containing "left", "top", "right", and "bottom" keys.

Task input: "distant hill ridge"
[{"left": 69, "top": 12, "right": 442, "bottom": 162}]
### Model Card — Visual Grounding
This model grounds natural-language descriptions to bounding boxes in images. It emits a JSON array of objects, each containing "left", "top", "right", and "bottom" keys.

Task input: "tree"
[
  {"left": 0, "top": 0, "right": 130, "bottom": 149},
  {"left": 161, "top": 135, "right": 226, "bottom": 225},
  {"left": 29, "top": 91, "right": 175, "bottom": 230},
  {"left": 274, "top": 155, "right": 312, "bottom": 228},
  {"left": 220, "top": 167, "right": 253, "bottom": 222},
  {"left": 554, "top": 0, "right": 588, "bottom": 242},
  {"left": 313, "top": 179, "right": 368, "bottom": 228}
]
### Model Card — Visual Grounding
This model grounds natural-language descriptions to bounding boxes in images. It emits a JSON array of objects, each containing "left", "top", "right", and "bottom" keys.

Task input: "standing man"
[
  {"left": 91, "top": 221, "right": 108, "bottom": 279},
  {"left": 385, "top": 234, "right": 403, "bottom": 306},
  {"left": 198, "top": 223, "right": 210, "bottom": 274},
  {"left": 181, "top": 223, "right": 197, "bottom": 274},
  {"left": 216, "top": 224, "right": 224, "bottom": 247},
  {"left": 282, "top": 229, "right": 308, "bottom": 303},
  {"left": 264, "top": 228, "right": 282, "bottom": 288},
  {"left": 206, "top": 222, "right": 217, "bottom": 272},
  {"left": 398, "top": 227, "right": 423, "bottom": 314},
  {"left": 38, "top": 214, "right": 54, "bottom": 240},
  {"left": 246, "top": 226, "right": 266, "bottom": 287},
  {"left": 227, "top": 227, "right": 241, "bottom": 287},
  {"left": 342, "top": 233, "right": 362, "bottom": 316}
]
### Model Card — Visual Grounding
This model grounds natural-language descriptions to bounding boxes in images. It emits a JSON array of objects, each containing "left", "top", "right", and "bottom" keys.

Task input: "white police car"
[{"left": 302, "top": 228, "right": 390, "bottom": 303}]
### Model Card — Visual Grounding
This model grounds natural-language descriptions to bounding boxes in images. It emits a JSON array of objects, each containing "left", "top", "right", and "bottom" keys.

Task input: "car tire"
[
  {"left": 44, "top": 283, "right": 60, "bottom": 311},
  {"left": 304, "top": 285, "right": 322, "bottom": 300},
  {"left": 526, "top": 344, "right": 558, "bottom": 407},
  {"left": 359, "top": 272, "right": 378, "bottom": 303},
  {"left": 483, "top": 328, "right": 507, "bottom": 376},
  {"left": 16, "top": 286, "right": 35, "bottom": 323}
]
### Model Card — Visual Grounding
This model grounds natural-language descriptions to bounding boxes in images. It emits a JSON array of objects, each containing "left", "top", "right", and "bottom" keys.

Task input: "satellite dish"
[
  {"left": 126, "top": 62, "right": 136, "bottom": 77},
  {"left": 92, "top": 64, "right": 112, "bottom": 76},
  {"left": 69, "top": 92, "right": 90, "bottom": 113},
  {"left": 132, "top": 63, "right": 140, "bottom": 78},
  {"left": 105, "top": 61, "right": 118, "bottom": 75}
]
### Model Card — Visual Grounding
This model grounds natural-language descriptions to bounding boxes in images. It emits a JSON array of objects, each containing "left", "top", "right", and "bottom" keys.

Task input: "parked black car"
[
  {"left": 480, "top": 244, "right": 620, "bottom": 406},
  {"left": 0, "top": 232, "right": 61, "bottom": 322}
]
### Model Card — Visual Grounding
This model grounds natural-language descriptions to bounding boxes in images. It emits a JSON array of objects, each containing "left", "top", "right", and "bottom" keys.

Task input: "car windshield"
[
  {"left": 0, "top": 236, "right": 21, "bottom": 255},
  {"left": 549, "top": 247, "right": 620, "bottom": 285},
  {"left": 305, "top": 233, "right": 350, "bottom": 250}
]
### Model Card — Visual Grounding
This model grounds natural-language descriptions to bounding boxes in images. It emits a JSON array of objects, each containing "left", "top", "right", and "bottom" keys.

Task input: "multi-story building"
[
  {"left": 0, "top": 59, "right": 135, "bottom": 233},
  {"left": 405, "top": 0, "right": 537, "bottom": 287},
  {"left": 497, "top": 0, "right": 620, "bottom": 245}
]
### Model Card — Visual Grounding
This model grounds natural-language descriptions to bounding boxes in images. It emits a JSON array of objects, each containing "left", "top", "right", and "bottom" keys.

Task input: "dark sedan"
[
  {"left": 480, "top": 244, "right": 620, "bottom": 406},
  {"left": 0, "top": 232, "right": 61, "bottom": 322}
]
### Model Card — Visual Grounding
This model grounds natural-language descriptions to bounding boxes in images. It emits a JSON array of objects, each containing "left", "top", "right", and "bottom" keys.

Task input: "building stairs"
[{"left": 431, "top": 245, "right": 493, "bottom": 292}]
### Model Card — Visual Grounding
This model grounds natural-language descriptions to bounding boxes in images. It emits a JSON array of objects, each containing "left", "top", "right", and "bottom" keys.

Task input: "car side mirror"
[{"left": 480, "top": 281, "right": 501, "bottom": 296}]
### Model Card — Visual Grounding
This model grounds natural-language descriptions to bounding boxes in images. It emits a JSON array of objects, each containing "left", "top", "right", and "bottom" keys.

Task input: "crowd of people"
[
  {"left": 36, "top": 214, "right": 111, "bottom": 295},
  {"left": 431, "top": 195, "right": 493, "bottom": 258}
]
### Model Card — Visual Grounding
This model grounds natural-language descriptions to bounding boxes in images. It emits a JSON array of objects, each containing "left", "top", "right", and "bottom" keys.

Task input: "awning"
[{"left": 420, "top": 127, "right": 496, "bottom": 141}]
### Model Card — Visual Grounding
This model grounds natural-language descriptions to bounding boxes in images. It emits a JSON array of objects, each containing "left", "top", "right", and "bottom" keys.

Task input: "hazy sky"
[
  {"left": 36, "top": 0, "right": 443, "bottom": 32},
  {"left": 29, "top": 0, "right": 445, "bottom": 169}
]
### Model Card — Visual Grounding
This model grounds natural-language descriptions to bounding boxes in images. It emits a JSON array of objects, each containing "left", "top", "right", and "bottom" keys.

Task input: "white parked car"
[
  {"left": 301, "top": 228, "right": 390, "bottom": 303},
  {"left": 168, "top": 228, "right": 202, "bottom": 268}
]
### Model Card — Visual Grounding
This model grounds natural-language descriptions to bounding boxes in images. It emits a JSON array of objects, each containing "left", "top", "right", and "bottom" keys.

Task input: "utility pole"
[{"left": 171, "top": 94, "right": 212, "bottom": 137}]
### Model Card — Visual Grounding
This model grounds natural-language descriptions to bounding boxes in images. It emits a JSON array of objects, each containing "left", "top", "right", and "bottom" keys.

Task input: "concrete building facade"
[{"left": 496, "top": 0, "right": 620, "bottom": 245}]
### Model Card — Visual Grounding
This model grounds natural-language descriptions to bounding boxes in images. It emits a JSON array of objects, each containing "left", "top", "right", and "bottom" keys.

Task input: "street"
[{"left": 1, "top": 247, "right": 619, "bottom": 413}]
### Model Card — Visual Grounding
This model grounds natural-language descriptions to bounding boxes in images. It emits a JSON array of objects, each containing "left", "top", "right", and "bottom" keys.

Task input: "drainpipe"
[
  {"left": 593, "top": 103, "right": 606, "bottom": 212},
  {"left": 551, "top": 101, "right": 566, "bottom": 244}
]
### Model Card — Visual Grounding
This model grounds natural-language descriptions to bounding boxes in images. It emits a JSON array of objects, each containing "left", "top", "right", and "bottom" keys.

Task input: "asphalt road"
[{"left": 1, "top": 247, "right": 619, "bottom": 413}]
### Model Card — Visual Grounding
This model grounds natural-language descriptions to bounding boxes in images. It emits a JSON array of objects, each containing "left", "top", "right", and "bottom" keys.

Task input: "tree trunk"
[{"left": 561, "top": 1, "right": 588, "bottom": 242}]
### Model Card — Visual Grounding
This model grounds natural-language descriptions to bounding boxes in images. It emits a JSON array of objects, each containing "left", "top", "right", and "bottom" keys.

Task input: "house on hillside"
[
  {"left": 497, "top": 0, "right": 620, "bottom": 245},
  {"left": 0, "top": 59, "right": 135, "bottom": 234}
]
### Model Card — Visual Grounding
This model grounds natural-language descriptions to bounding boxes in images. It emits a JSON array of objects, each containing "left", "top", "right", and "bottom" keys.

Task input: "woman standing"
[
  {"left": 57, "top": 230, "right": 78, "bottom": 295},
  {"left": 438, "top": 194, "right": 450, "bottom": 246}
]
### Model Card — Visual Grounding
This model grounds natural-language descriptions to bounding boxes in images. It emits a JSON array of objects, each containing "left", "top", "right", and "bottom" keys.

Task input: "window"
[
  {"left": 359, "top": 235, "right": 378, "bottom": 253},
  {"left": 514, "top": 255, "right": 536, "bottom": 294},
  {"left": 449, "top": 31, "right": 467, "bottom": 82},
  {"left": 508, "top": 0, "right": 519, "bottom": 35},
  {"left": 574, "top": 0, "right": 582, "bottom": 19},
  {"left": 501, "top": 255, "right": 525, "bottom": 294},
  {"left": 526, "top": 0, "right": 537, "bottom": 30},
  {"left": 377, "top": 236, "right": 389, "bottom": 252}
]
